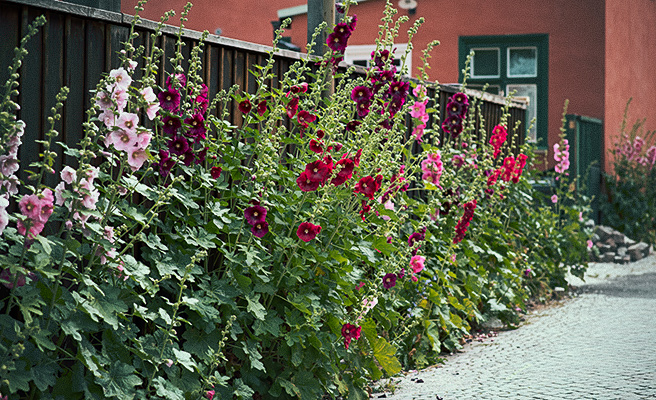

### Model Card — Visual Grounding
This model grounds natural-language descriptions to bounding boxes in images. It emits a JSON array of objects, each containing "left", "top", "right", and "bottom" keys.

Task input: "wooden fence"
[{"left": 0, "top": 0, "right": 526, "bottom": 187}]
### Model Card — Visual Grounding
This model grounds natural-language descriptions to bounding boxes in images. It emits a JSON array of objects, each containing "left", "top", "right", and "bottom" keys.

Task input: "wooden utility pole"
[{"left": 307, "top": 0, "right": 335, "bottom": 57}]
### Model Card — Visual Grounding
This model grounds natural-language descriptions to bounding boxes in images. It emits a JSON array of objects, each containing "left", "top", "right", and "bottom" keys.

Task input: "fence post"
[{"left": 307, "top": 0, "right": 334, "bottom": 57}]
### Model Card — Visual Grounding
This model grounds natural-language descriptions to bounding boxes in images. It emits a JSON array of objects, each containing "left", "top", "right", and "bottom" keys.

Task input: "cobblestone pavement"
[{"left": 373, "top": 255, "right": 656, "bottom": 400}]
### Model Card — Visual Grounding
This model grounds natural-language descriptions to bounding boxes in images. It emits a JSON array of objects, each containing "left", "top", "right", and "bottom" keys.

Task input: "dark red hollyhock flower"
[
  {"left": 359, "top": 199, "right": 371, "bottom": 221},
  {"left": 327, "top": 31, "right": 348, "bottom": 53},
  {"left": 309, "top": 139, "right": 324, "bottom": 154},
  {"left": 183, "top": 150, "right": 195, "bottom": 166},
  {"left": 371, "top": 49, "right": 391, "bottom": 69},
  {"left": 351, "top": 86, "right": 372, "bottom": 103},
  {"left": 452, "top": 92, "right": 469, "bottom": 106},
  {"left": 158, "top": 150, "right": 176, "bottom": 177},
  {"left": 289, "top": 83, "right": 309, "bottom": 95},
  {"left": 158, "top": 90, "right": 181, "bottom": 112},
  {"left": 332, "top": 142, "right": 343, "bottom": 152},
  {"left": 166, "top": 73, "right": 187, "bottom": 90},
  {"left": 346, "top": 120, "right": 361, "bottom": 132},
  {"left": 194, "top": 147, "right": 208, "bottom": 165},
  {"left": 251, "top": 221, "right": 269, "bottom": 238},
  {"left": 354, "top": 175, "right": 380, "bottom": 200},
  {"left": 163, "top": 115, "right": 182, "bottom": 136},
  {"left": 238, "top": 99, "right": 252, "bottom": 114},
  {"left": 305, "top": 159, "right": 332, "bottom": 183},
  {"left": 335, "top": 2, "right": 345, "bottom": 13},
  {"left": 297, "top": 222, "right": 321, "bottom": 242},
  {"left": 286, "top": 97, "right": 299, "bottom": 119},
  {"left": 316, "top": 129, "right": 325, "bottom": 140},
  {"left": 334, "top": 22, "right": 351, "bottom": 38},
  {"left": 453, "top": 199, "right": 477, "bottom": 244},
  {"left": 347, "top": 14, "right": 357, "bottom": 30},
  {"left": 323, "top": 155, "right": 334, "bottom": 170},
  {"left": 257, "top": 100, "right": 267, "bottom": 116},
  {"left": 168, "top": 135, "right": 190, "bottom": 156},
  {"left": 397, "top": 268, "right": 405, "bottom": 279},
  {"left": 382, "top": 273, "right": 397, "bottom": 289},
  {"left": 297, "top": 171, "right": 321, "bottom": 192},
  {"left": 446, "top": 100, "right": 465, "bottom": 118},
  {"left": 341, "top": 323, "right": 361, "bottom": 349},
  {"left": 354, "top": 148, "right": 363, "bottom": 167},
  {"left": 244, "top": 205, "right": 267, "bottom": 226},
  {"left": 356, "top": 101, "right": 371, "bottom": 117},
  {"left": 195, "top": 96, "right": 209, "bottom": 115},
  {"left": 408, "top": 231, "right": 425, "bottom": 247},
  {"left": 210, "top": 166, "right": 222, "bottom": 179},
  {"left": 331, "top": 156, "right": 354, "bottom": 186},
  {"left": 185, "top": 113, "right": 206, "bottom": 139},
  {"left": 297, "top": 110, "right": 317, "bottom": 128},
  {"left": 389, "top": 81, "right": 409, "bottom": 100}
]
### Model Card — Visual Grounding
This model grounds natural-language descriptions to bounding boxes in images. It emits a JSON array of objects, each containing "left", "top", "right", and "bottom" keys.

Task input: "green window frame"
[{"left": 459, "top": 34, "right": 549, "bottom": 148}]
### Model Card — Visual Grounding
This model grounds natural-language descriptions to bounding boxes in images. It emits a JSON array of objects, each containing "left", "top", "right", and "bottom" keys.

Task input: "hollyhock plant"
[
  {"left": 453, "top": 199, "right": 477, "bottom": 244},
  {"left": 297, "top": 172, "right": 321, "bottom": 192},
  {"left": 238, "top": 99, "right": 252, "bottom": 114},
  {"left": 341, "top": 323, "right": 361, "bottom": 350},
  {"left": 297, "top": 110, "right": 316, "bottom": 128},
  {"left": 305, "top": 159, "right": 332, "bottom": 183},
  {"left": 210, "top": 166, "right": 222, "bottom": 179},
  {"left": 251, "top": 221, "right": 269, "bottom": 238},
  {"left": 158, "top": 89, "right": 181, "bottom": 112},
  {"left": 256, "top": 100, "right": 267, "bottom": 116},
  {"left": 286, "top": 97, "right": 299, "bottom": 119},
  {"left": 309, "top": 139, "right": 323, "bottom": 154},
  {"left": 489, "top": 125, "right": 508, "bottom": 158},
  {"left": 109, "top": 67, "right": 132, "bottom": 91},
  {"left": 297, "top": 222, "right": 321, "bottom": 242},
  {"left": 354, "top": 175, "right": 381, "bottom": 200},
  {"left": 162, "top": 115, "right": 182, "bottom": 136}
]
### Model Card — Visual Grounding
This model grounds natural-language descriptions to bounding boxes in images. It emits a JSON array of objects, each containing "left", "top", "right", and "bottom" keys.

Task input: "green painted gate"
[{"left": 565, "top": 114, "right": 603, "bottom": 223}]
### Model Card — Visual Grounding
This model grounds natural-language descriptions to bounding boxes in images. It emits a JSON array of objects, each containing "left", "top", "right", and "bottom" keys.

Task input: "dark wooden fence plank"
[{"left": 62, "top": 15, "right": 85, "bottom": 169}]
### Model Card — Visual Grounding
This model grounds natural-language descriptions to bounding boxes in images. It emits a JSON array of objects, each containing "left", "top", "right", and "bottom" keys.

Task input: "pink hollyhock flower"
[
  {"left": 54, "top": 182, "right": 66, "bottom": 206},
  {"left": 0, "top": 155, "right": 19, "bottom": 177},
  {"left": 356, "top": 282, "right": 365, "bottom": 291},
  {"left": 587, "top": 239, "right": 593, "bottom": 249},
  {"left": 205, "top": 390, "right": 215, "bottom": 400},
  {"left": 17, "top": 218, "right": 45, "bottom": 239},
  {"left": 410, "top": 274, "right": 418, "bottom": 282},
  {"left": 579, "top": 212, "right": 584, "bottom": 222},
  {"left": 244, "top": 205, "right": 267, "bottom": 226},
  {"left": 60, "top": 166, "right": 77, "bottom": 185},
  {"left": 127, "top": 148, "right": 148, "bottom": 171},
  {"left": 251, "top": 221, "right": 269, "bottom": 238},
  {"left": 410, "top": 255, "right": 426, "bottom": 273},
  {"left": 81, "top": 188, "right": 100, "bottom": 210},
  {"left": 113, "top": 89, "right": 128, "bottom": 112},
  {"left": 18, "top": 194, "right": 41, "bottom": 220},
  {"left": 146, "top": 103, "right": 160, "bottom": 120},
  {"left": 140, "top": 86, "right": 157, "bottom": 103},
  {"left": 413, "top": 84, "right": 427, "bottom": 97},
  {"left": 551, "top": 194, "right": 558, "bottom": 204},
  {"left": 297, "top": 222, "right": 321, "bottom": 242},
  {"left": 165, "top": 359, "right": 174, "bottom": 368},
  {"left": 0, "top": 197, "right": 9, "bottom": 235},
  {"left": 109, "top": 67, "right": 131, "bottom": 91},
  {"left": 524, "top": 268, "right": 532, "bottom": 277},
  {"left": 136, "top": 131, "right": 152, "bottom": 149},
  {"left": 95, "top": 90, "right": 114, "bottom": 111},
  {"left": 410, "top": 99, "right": 428, "bottom": 119},
  {"left": 116, "top": 113, "right": 139, "bottom": 133},
  {"left": 382, "top": 273, "right": 397, "bottom": 289},
  {"left": 413, "top": 124, "right": 426, "bottom": 142},
  {"left": 109, "top": 129, "right": 138, "bottom": 152}
]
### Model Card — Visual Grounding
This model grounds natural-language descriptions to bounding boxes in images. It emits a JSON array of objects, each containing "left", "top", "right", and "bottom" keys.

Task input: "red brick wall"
[{"left": 605, "top": 0, "right": 656, "bottom": 173}]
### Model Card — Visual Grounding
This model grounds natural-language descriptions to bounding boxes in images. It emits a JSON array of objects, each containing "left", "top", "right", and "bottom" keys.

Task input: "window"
[
  {"left": 344, "top": 44, "right": 412, "bottom": 76},
  {"left": 459, "top": 35, "right": 548, "bottom": 147}
]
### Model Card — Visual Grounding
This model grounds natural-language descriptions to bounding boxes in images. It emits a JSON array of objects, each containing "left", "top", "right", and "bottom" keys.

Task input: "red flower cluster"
[
  {"left": 453, "top": 199, "right": 477, "bottom": 244},
  {"left": 442, "top": 92, "right": 469, "bottom": 139},
  {"left": 489, "top": 125, "right": 507, "bottom": 158},
  {"left": 341, "top": 323, "right": 361, "bottom": 349},
  {"left": 297, "top": 222, "right": 321, "bottom": 242},
  {"left": 239, "top": 97, "right": 267, "bottom": 117},
  {"left": 499, "top": 154, "right": 529, "bottom": 184},
  {"left": 244, "top": 204, "right": 269, "bottom": 238}
]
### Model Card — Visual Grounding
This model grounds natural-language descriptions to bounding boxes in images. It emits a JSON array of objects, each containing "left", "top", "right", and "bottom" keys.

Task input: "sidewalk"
[{"left": 373, "top": 255, "right": 656, "bottom": 400}]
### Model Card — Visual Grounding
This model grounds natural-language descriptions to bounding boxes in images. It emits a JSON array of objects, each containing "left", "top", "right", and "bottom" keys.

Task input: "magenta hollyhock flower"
[
  {"left": 244, "top": 205, "right": 267, "bottom": 226},
  {"left": 251, "top": 221, "right": 269, "bottom": 238},
  {"left": 297, "top": 222, "right": 321, "bottom": 242},
  {"left": 453, "top": 199, "right": 477, "bottom": 244},
  {"left": 446, "top": 100, "right": 466, "bottom": 118},
  {"left": 184, "top": 113, "right": 206, "bottom": 139},
  {"left": 327, "top": 31, "right": 349, "bottom": 53},
  {"left": 257, "top": 100, "right": 267, "bottom": 116},
  {"left": 286, "top": 97, "right": 299, "bottom": 119},
  {"left": 17, "top": 218, "right": 45, "bottom": 239},
  {"left": 238, "top": 99, "right": 252, "bottom": 114},
  {"left": 158, "top": 90, "right": 181, "bottom": 112},
  {"left": 162, "top": 115, "right": 181, "bottom": 136},
  {"left": 452, "top": 92, "right": 469, "bottom": 106},
  {"left": 158, "top": 152, "right": 176, "bottom": 177},
  {"left": 389, "top": 81, "right": 409, "bottom": 100},
  {"left": 182, "top": 150, "right": 195, "bottom": 167},
  {"left": 205, "top": 389, "right": 215, "bottom": 400},
  {"left": 524, "top": 268, "right": 532, "bottom": 277},
  {"left": 0, "top": 269, "right": 26, "bottom": 289},
  {"left": 168, "top": 136, "right": 190, "bottom": 156},
  {"left": 587, "top": 239, "right": 593, "bottom": 249},
  {"left": 305, "top": 160, "right": 331, "bottom": 183},
  {"left": 211, "top": 166, "right": 222, "bottom": 179},
  {"left": 356, "top": 100, "right": 371, "bottom": 117},
  {"left": 166, "top": 73, "right": 187, "bottom": 90},
  {"left": 382, "top": 273, "right": 397, "bottom": 289},
  {"left": 410, "top": 99, "right": 428, "bottom": 119},
  {"left": 410, "top": 255, "right": 426, "bottom": 274},
  {"left": 297, "top": 110, "right": 316, "bottom": 128},
  {"left": 372, "top": 49, "right": 391, "bottom": 68},
  {"left": 351, "top": 86, "right": 372, "bottom": 103},
  {"left": 345, "top": 120, "right": 361, "bottom": 132},
  {"left": 408, "top": 231, "right": 425, "bottom": 247},
  {"left": 297, "top": 171, "right": 321, "bottom": 192}
]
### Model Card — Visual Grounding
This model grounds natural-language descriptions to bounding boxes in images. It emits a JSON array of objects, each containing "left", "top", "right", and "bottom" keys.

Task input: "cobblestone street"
[{"left": 374, "top": 256, "right": 656, "bottom": 399}]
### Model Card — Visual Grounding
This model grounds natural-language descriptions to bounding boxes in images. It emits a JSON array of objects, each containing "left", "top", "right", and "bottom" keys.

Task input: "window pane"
[
  {"left": 507, "top": 84, "right": 537, "bottom": 142},
  {"left": 471, "top": 48, "right": 499, "bottom": 77},
  {"left": 508, "top": 47, "right": 537, "bottom": 77}
]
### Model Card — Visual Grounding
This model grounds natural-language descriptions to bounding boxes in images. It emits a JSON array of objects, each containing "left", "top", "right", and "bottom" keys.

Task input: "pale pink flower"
[
  {"left": 578, "top": 212, "right": 583, "bottom": 222},
  {"left": 95, "top": 91, "right": 114, "bottom": 111},
  {"left": 551, "top": 194, "right": 558, "bottom": 204},
  {"left": 108, "top": 129, "right": 138, "bottom": 152},
  {"left": 127, "top": 147, "right": 148, "bottom": 171},
  {"left": 0, "top": 155, "right": 19, "bottom": 177},
  {"left": 112, "top": 89, "right": 128, "bottom": 112},
  {"left": 54, "top": 182, "right": 66, "bottom": 206},
  {"left": 136, "top": 131, "right": 152, "bottom": 149},
  {"left": 587, "top": 239, "right": 593, "bottom": 249},
  {"left": 60, "top": 166, "right": 77, "bottom": 185},
  {"left": 381, "top": 199, "right": 395, "bottom": 221},
  {"left": 410, "top": 255, "right": 426, "bottom": 273},
  {"left": 117, "top": 112, "right": 139, "bottom": 135},
  {"left": 140, "top": 86, "right": 157, "bottom": 103},
  {"left": 109, "top": 67, "right": 132, "bottom": 91},
  {"left": 127, "top": 60, "right": 138, "bottom": 71},
  {"left": 104, "top": 226, "right": 115, "bottom": 243},
  {"left": 99, "top": 110, "right": 116, "bottom": 129},
  {"left": 81, "top": 188, "right": 99, "bottom": 210},
  {"left": 146, "top": 103, "right": 160, "bottom": 120},
  {"left": 2, "top": 176, "right": 19, "bottom": 195},
  {"left": 0, "top": 196, "right": 9, "bottom": 235}
]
